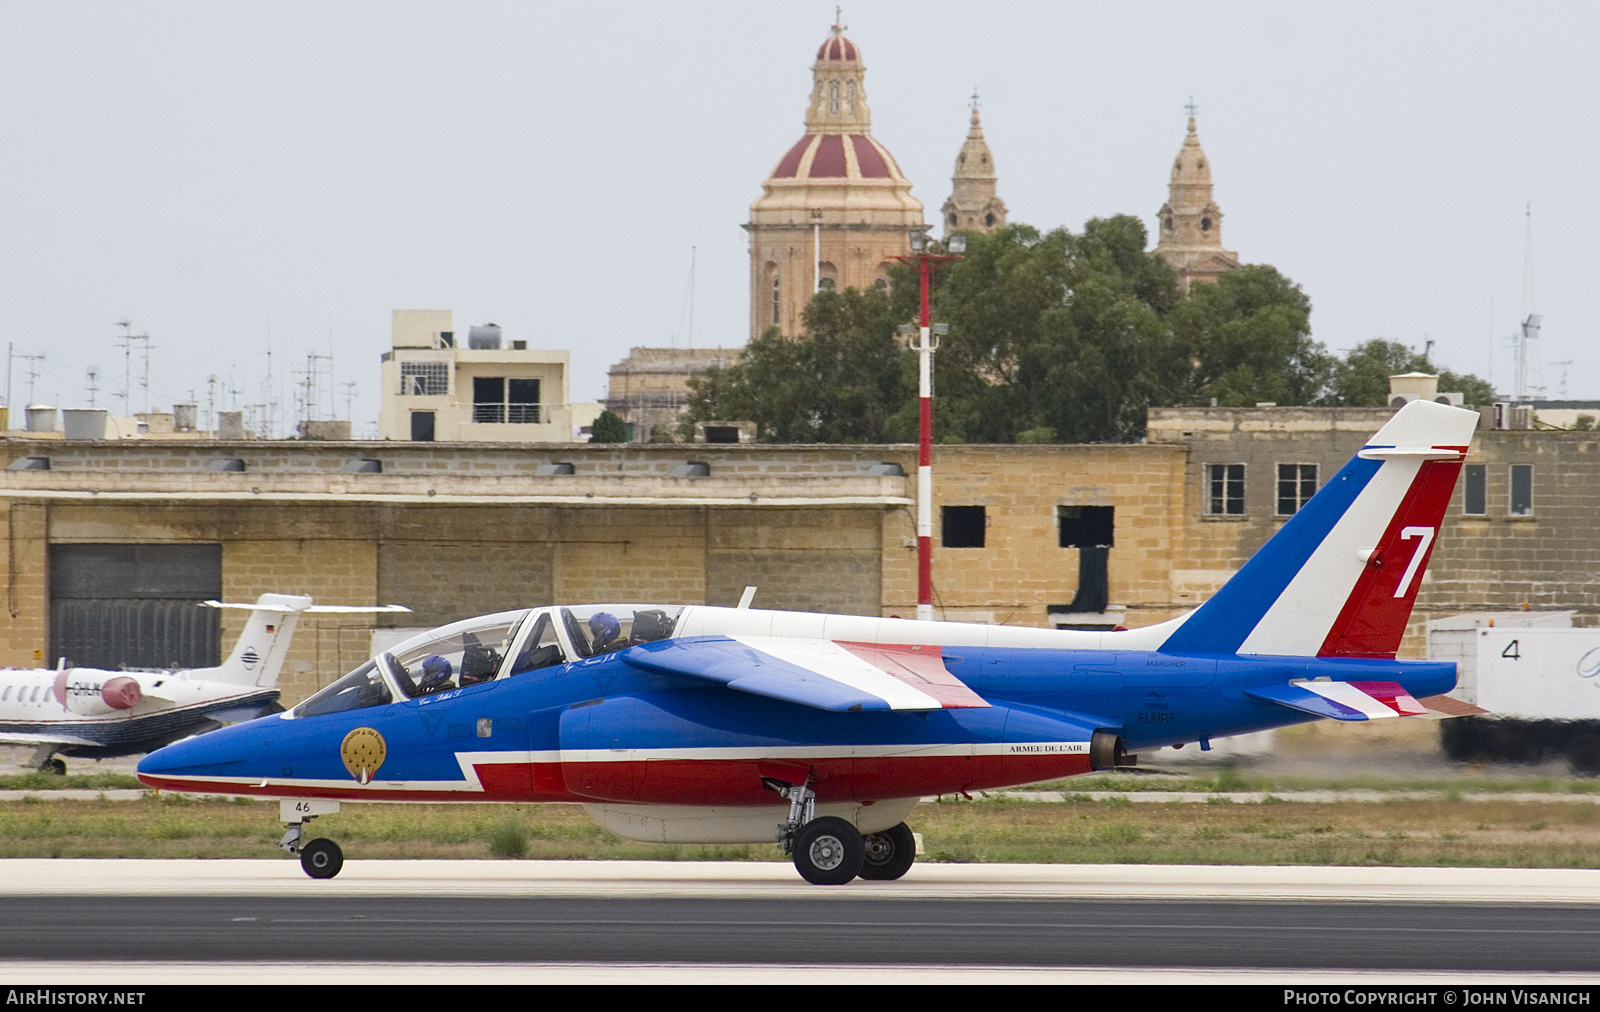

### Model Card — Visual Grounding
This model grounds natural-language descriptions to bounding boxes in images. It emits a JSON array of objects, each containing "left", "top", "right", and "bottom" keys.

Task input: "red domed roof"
[
  {"left": 816, "top": 28, "right": 859, "bottom": 62},
  {"left": 770, "top": 133, "right": 900, "bottom": 181}
]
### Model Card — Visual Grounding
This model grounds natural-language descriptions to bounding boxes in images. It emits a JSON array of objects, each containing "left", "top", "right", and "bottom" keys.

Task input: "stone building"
[
  {"left": 1151, "top": 114, "right": 1240, "bottom": 293},
  {"left": 745, "top": 20, "right": 924, "bottom": 340},
  {"left": 941, "top": 101, "right": 1007, "bottom": 237},
  {"left": 3, "top": 405, "right": 1587, "bottom": 706},
  {"left": 377, "top": 310, "right": 575, "bottom": 442},
  {"left": 604, "top": 347, "right": 741, "bottom": 442}
]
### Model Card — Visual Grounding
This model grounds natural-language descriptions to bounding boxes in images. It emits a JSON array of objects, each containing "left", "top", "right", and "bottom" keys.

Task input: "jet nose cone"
[{"left": 136, "top": 723, "right": 251, "bottom": 788}]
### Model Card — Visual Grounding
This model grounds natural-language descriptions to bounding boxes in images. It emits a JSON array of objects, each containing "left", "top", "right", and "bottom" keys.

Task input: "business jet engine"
[{"left": 52, "top": 671, "right": 142, "bottom": 716}]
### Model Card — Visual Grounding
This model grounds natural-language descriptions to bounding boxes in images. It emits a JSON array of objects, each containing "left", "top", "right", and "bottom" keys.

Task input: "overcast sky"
[{"left": 1, "top": 1, "right": 1593, "bottom": 436}]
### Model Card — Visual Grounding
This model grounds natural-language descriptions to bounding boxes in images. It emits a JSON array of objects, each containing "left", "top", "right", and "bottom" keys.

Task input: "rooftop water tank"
[
  {"left": 467, "top": 324, "right": 503, "bottom": 350},
  {"left": 25, "top": 406, "right": 57, "bottom": 433},
  {"left": 62, "top": 409, "right": 108, "bottom": 440}
]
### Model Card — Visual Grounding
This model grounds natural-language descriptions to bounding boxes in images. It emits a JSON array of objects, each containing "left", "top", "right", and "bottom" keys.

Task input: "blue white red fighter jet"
[{"left": 138, "top": 401, "right": 1484, "bottom": 883}]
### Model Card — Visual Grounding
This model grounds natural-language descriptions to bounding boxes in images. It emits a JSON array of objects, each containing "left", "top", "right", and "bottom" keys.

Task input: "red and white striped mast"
[{"left": 895, "top": 229, "right": 965, "bottom": 622}]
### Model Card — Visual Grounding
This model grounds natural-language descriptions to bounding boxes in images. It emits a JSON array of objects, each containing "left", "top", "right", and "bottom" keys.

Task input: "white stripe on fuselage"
[{"left": 729, "top": 636, "right": 942, "bottom": 710}]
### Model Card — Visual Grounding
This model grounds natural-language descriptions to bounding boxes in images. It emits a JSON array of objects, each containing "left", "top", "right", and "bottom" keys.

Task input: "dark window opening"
[
  {"left": 1276, "top": 463, "right": 1318, "bottom": 515},
  {"left": 942, "top": 505, "right": 986, "bottom": 548},
  {"left": 1511, "top": 465, "right": 1533, "bottom": 516},
  {"left": 1058, "top": 505, "right": 1114, "bottom": 548},
  {"left": 473, "top": 377, "right": 541, "bottom": 423},
  {"left": 508, "top": 378, "right": 540, "bottom": 423},
  {"left": 1206, "top": 463, "right": 1245, "bottom": 515},
  {"left": 1463, "top": 464, "right": 1486, "bottom": 515},
  {"left": 704, "top": 426, "right": 740, "bottom": 444},
  {"left": 410, "top": 411, "right": 435, "bottom": 442},
  {"left": 473, "top": 377, "right": 505, "bottom": 423}
]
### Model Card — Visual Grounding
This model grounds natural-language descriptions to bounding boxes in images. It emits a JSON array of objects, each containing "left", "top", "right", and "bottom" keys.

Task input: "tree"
[
  {"left": 900, "top": 217, "right": 1184, "bottom": 443},
  {"left": 1327, "top": 339, "right": 1495, "bottom": 407},
  {"left": 683, "top": 286, "right": 910, "bottom": 443},
  {"left": 1172, "top": 265, "right": 1329, "bottom": 407},
  {"left": 589, "top": 410, "right": 628, "bottom": 443}
]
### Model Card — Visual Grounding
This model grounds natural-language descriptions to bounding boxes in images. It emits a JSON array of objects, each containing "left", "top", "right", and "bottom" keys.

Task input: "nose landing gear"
[{"left": 279, "top": 800, "right": 345, "bottom": 879}]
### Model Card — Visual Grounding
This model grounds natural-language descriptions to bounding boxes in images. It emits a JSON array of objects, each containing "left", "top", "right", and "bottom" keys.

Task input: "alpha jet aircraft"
[
  {"left": 139, "top": 401, "right": 1483, "bottom": 883},
  {"left": 0, "top": 594, "right": 409, "bottom": 773}
]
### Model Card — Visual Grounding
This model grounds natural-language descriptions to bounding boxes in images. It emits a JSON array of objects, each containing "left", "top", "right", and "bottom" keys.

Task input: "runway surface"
[{"left": 3, "top": 861, "right": 1600, "bottom": 983}]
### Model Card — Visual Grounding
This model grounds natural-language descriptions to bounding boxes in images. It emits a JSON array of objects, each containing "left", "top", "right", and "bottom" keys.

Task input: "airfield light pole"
[{"left": 894, "top": 229, "right": 965, "bottom": 622}]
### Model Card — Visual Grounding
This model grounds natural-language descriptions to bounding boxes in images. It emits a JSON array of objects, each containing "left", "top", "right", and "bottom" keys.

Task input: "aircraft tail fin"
[
  {"left": 1158, "top": 400, "right": 1480, "bottom": 659},
  {"left": 205, "top": 596, "right": 411, "bottom": 687}
]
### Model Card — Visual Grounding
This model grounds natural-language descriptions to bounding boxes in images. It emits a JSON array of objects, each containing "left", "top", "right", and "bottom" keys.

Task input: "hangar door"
[{"left": 49, "top": 544, "right": 223, "bottom": 671}]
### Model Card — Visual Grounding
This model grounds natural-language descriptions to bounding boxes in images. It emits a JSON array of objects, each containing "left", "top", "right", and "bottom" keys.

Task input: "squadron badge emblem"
[{"left": 339, "top": 726, "right": 386, "bottom": 784}]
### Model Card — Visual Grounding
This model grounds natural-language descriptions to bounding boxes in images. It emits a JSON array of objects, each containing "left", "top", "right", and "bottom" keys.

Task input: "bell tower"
[
  {"left": 941, "top": 95, "right": 1007, "bottom": 236},
  {"left": 745, "top": 20, "right": 924, "bottom": 340},
  {"left": 1151, "top": 106, "right": 1240, "bottom": 294}
]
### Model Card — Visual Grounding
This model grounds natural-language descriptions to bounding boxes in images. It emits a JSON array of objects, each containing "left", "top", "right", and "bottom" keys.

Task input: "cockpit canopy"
[{"left": 291, "top": 605, "right": 684, "bottom": 719}]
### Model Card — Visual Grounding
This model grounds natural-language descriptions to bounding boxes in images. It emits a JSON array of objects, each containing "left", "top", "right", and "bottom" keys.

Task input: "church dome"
[
  {"left": 815, "top": 31, "right": 860, "bottom": 63},
  {"left": 768, "top": 132, "right": 907, "bottom": 182},
  {"left": 744, "top": 20, "right": 924, "bottom": 340}
]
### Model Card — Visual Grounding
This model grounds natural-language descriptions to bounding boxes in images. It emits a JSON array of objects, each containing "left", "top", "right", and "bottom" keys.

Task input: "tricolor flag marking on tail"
[{"left": 1157, "top": 401, "right": 1480, "bottom": 660}]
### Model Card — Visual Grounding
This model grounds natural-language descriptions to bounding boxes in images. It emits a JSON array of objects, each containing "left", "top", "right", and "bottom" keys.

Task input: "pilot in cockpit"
[
  {"left": 587, "top": 612, "right": 624, "bottom": 655},
  {"left": 416, "top": 655, "right": 456, "bottom": 695}
]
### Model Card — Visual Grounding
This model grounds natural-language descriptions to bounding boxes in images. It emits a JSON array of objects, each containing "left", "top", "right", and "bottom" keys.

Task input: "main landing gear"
[
  {"left": 28, "top": 746, "right": 66, "bottom": 776},
  {"left": 279, "top": 800, "right": 345, "bottom": 879},
  {"left": 768, "top": 776, "right": 917, "bottom": 885}
]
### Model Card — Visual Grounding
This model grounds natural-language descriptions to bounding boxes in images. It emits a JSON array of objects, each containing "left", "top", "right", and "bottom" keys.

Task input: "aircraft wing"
[
  {"left": 1246, "top": 679, "right": 1432, "bottom": 721},
  {"left": 0, "top": 730, "right": 102, "bottom": 748},
  {"left": 621, "top": 635, "right": 991, "bottom": 712}
]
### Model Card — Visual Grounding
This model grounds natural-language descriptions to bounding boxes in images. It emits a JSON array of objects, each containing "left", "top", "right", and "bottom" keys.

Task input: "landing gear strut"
[
  {"left": 279, "top": 800, "right": 344, "bottom": 879},
  {"left": 28, "top": 746, "right": 65, "bottom": 776},
  {"left": 766, "top": 775, "right": 868, "bottom": 885}
]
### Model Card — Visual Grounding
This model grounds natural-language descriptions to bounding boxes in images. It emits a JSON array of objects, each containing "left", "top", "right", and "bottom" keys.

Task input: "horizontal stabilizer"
[
  {"left": 1247, "top": 679, "right": 1427, "bottom": 722},
  {"left": 1414, "top": 694, "right": 1491, "bottom": 720},
  {"left": 203, "top": 601, "right": 411, "bottom": 614},
  {"left": 621, "top": 635, "right": 988, "bottom": 712}
]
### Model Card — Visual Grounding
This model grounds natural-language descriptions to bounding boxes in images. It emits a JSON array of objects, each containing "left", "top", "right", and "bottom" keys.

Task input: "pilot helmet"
[
  {"left": 419, "top": 654, "right": 453, "bottom": 687},
  {"left": 588, "top": 612, "right": 621, "bottom": 646}
]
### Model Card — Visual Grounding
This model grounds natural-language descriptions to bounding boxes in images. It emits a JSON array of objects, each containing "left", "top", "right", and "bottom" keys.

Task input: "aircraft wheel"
[
  {"left": 43, "top": 758, "right": 66, "bottom": 776},
  {"left": 300, "top": 838, "right": 344, "bottom": 879},
  {"left": 857, "top": 822, "right": 916, "bottom": 881},
  {"left": 793, "top": 816, "right": 863, "bottom": 885}
]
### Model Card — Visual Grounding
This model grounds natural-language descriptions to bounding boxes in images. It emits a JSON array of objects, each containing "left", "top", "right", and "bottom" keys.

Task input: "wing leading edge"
[{"left": 620, "top": 635, "right": 989, "bottom": 712}]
